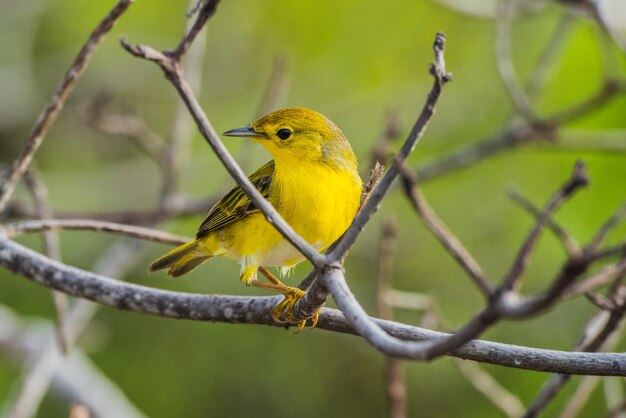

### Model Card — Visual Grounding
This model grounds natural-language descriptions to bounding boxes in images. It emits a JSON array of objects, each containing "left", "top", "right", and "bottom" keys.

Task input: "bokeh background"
[{"left": 1, "top": 0, "right": 626, "bottom": 417}]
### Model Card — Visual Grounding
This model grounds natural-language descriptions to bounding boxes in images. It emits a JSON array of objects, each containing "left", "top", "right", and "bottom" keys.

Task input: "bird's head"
[{"left": 223, "top": 107, "right": 357, "bottom": 171}]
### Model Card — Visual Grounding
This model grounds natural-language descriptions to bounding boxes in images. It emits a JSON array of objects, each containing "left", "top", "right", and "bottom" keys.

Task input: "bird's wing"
[{"left": 196, "top": 160, "right": 275, "bottom": 238}]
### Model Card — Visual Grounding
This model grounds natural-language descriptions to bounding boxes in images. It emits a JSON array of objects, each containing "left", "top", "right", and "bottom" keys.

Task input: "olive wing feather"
[{"left": 196, "top": 161, "right": 275, "bottom": 238}]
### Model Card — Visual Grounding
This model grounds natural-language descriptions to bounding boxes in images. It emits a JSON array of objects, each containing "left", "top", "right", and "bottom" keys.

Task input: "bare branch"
[
  {"left": 79, "top": 94, "right": 166, "bottom": 161},
  {"left": 525, "top": 13, "right": 574, "bottom": 100},
  {"left": 330, "top": 32, "right": 451, "bottom": 261},
  {"left": 559, "top": 376, "right": 602, "bottom": 418},
  {"left": 550, "top": 80, "right": 626, "bottom": 125},
  {"left": 506, "top": 186, "right": 582, "bottom": 258},
  {"left": 496, "top": 0, "right": 536, "bottom": 120},
  {"left": 414, "top": 77, "right": 624, "bottom": 183},
  {"left": 324, "top": 161, "right": 610, "bottom": 361},
  {"left": 370, "top": 109, "right": 402, "bottom": 169},
  {"left": 0, "top": 0, "right": 134, "bottom": 214},
  {"left": 563, "top": 258, "right": 626, "bottom": 299},
  {"left": 377, "top": 220, "right": 399, "bottom": 320},
  {"left": 454, "top": 360, "right": 525, "bottom": 418},
  {"left": 5, "top": 235, "right": 626, "bottom": 375},
  {"left": 160, "top": 1, "right": 210, "bottom": 206},
  {"left": 23, "top": 170, "right": 70, "bottom": 355},
  {"left": 523, "top": 284, "right": 626, "bottom": 418},
  {"left": 415, "top": 123, "right": 533, "bottom": 182},
  {"left": 399, "top": 164, "right": 492, "bottom": 297},
  {"left": 501, "top": 160, "right": 589, "bottom": 291},
  {"left": 170, "top": 0, "right": 220, "bottom": 61},
  {"left": 385, "top": 290, "right": 435, "bottom": 312},
  {"left": 593, "top": 244, "right": 626, "bottom": 263},
  {"left": 589, "top": 201, "right": 626, "bottom": 251},
  {"left": 375, "top": 220, "right": 406, "bottom": 418},
  {"left": 2, "top": 219, "right": 188, "bottom": 245},
  {"left": 6, "top": 196, "right": 218, "bottom": 225}
]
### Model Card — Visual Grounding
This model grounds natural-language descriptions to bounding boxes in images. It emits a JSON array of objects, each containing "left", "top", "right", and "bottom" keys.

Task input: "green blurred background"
[{"left": 1, "top": 0, "right": 625, "bottom": 417}]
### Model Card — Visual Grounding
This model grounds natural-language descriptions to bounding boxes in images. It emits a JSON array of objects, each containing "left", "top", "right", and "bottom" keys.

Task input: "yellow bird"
[{"left": 149, "top": 108, "right": 362, "bottom": 329}]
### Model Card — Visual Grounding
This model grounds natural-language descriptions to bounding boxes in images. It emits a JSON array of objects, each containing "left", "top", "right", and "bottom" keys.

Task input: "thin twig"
[
  {"left": 550, "top": 80, "right": 626, "bottom": 125},
  {"left": 560, "top": 375, "right": 601, "bottom": 418},
  {"left": 593, "top": 244, "right": 626, "bottom": 263},
  {"left": 0, "top": 0, "right": 134, "bottom": 214},
  {"left": 376, "top": 220, "right": 406, "bottom": 418},
  {"left": 370, "top": 109, "right": 402, "bottom": 169},
  {"left": 160, "top": 0, "right": 210, "bottom": 207},
  {"left": 377, "top": 220, "right": 398, "bottom": 320},
  {"left": 453, "top": 360, "right": 525, "bottom": 418},
  {"left": 563, "top": 258, "right": 626, "bottom": 299},
  {"left": 5, "top": 196, "right": 219, "bottom": 225},
  {"left": 415, "top": 123, "right": 533, "bottom": 182},
  {"left": 414, "top": 77, "right": 624, "bottom": 183},
  {"left": 399, "top": 164, "right": 492, "bottom": 297},
  {"left": 525, "top": 13, "right": 574, "bottom": 100},
  {"left": 170, "top": 0, "right": 220, "bottom": 60},
  {"left": 496, "top": 0, "right": 536, "bottom": 121},
  {"left": 588, "top": 201, "right": 626, "bottom": 251},
  {"left": 501, "top": 160, "right": 588, "bottom": 292},
  {"left": 330, "top": 32, "right": 451, "bottom": 262},
  {"left": 506, "top": 186, "right": 582, "bottom": 258},
  {"left": 2, "top": 219, "right": 188, "bottom": 245},
  {"left": 523, "top": 284, "right": 626, "bottom": 418},
  {"left": 79, "top": 94, "right": 166, "bottom": 161},
  {"left": 23, "top": 170, "right": 70, "bottom": 355}
]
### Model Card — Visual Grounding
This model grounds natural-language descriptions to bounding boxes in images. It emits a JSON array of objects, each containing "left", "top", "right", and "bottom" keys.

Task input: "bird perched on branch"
[{"left": 149, "top": 108, "right": 362, "bottom": 330}]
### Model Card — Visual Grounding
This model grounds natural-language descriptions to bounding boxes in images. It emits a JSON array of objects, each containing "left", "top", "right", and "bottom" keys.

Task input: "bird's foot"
[{"left": 271, "top": 287, "right": 319, "bottom": 332}]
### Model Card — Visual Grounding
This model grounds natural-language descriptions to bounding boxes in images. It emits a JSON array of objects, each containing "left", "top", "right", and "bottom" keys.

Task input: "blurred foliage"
[{"left": 1, "top": 0, "right": 626, "bottom": 417}]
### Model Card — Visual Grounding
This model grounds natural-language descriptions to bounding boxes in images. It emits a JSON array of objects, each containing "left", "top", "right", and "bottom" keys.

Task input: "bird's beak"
[{"left": 222, "top": 125, "right": 263, "bottom": 138}]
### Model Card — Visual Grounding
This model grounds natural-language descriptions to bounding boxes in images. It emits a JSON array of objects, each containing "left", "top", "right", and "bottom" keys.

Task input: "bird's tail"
[{"left": 148, "top": 239, "right": 212, "bottom": 277}]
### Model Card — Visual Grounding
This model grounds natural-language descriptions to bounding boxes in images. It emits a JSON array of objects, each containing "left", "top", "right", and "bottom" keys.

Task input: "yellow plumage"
[{"left": 149, "top": 108, "right": 362, "bottom": 328}]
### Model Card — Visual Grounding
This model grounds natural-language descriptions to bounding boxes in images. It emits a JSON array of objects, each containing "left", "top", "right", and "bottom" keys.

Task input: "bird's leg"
[{"left": 249, "top": 266, "right": 317, "bottom": 332}]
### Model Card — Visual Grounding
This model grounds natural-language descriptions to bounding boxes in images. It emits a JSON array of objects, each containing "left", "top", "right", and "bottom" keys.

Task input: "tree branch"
[
  {"left": 0, "top": 0, "right": 134, "bottom": 214},
  {"left": 23, "top": 170, "right": 70, "bottom": 355},
  {"left": 501, "top": 160, "right": 588, "bottom": 292},
  {"left": 2, "top": 219, "right": 188, "bottom": 245},
  {"left": 506, "top": 186, "right": 582, "bottom": 258},
  {"left": 399, "top": 164, "right": 492, "bottom": 297},
  {"left": 4, "top": 234, "right": 626, "bottom": 376},
  {"left": 523, "top": 283, "right": 626, "bottom": 418},
  {"left": 496, "top": 0, "right": 536, "bottom": 121},
  {"left": 330, "top": 32, "right": 451, "bottom": 262}
]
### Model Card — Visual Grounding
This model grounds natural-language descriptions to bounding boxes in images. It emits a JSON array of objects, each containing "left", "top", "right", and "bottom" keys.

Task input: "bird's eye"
[{"left": 276, "top": 128, "right": 292, "bottom": 140}]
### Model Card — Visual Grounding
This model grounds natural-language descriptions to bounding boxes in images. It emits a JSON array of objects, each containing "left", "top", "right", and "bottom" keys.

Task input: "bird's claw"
[{"left": 271, "top": 287, "right": 319, "bottom": 332}]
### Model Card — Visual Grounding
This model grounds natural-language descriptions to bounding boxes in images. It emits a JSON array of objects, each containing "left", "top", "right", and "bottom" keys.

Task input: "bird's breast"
[{"left": 271, "top": 163, "right": 362, "bottom": 250}]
